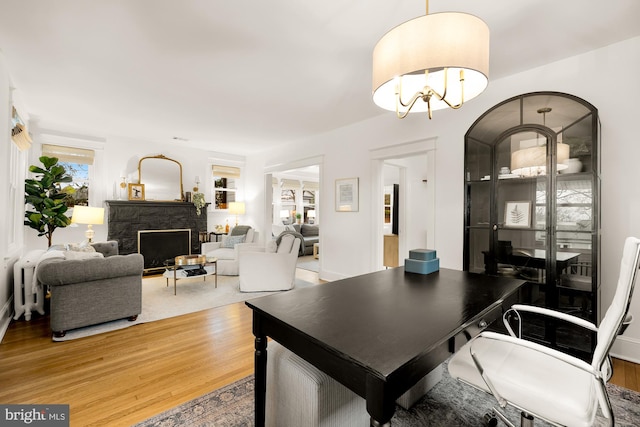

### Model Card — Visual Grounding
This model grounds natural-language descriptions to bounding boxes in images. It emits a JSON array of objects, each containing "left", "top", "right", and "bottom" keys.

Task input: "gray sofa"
[
  {"left": 278, "top": 224, "right": 319, "bottom": 256},
  {"left": 36, "top": 241, "right": 144, "bottom": 338}
]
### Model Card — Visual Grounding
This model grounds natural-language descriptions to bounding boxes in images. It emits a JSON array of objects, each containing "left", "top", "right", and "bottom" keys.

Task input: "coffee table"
[{"left": 163, "top": 255, "right": 217, "bottom": 295}]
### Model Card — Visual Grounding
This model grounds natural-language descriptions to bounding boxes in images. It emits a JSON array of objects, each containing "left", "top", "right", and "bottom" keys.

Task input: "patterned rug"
[{"left": 133, "top": 361, "right": 640, "bottom": 427}]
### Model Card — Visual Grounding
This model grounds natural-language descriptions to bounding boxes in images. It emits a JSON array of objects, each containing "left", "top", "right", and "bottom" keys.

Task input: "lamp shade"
[
  {"left": 228, "top": 202, "right": 245, "bottom": 215},
  {"left": 71, "top": 206, "right": 104, "bottom": 225},
  {"left": 280, "top": 210, "right": 290, "bottom": 218},
  {"left": 372, "top": 12, "right": 490, "bottom": 113},
  {"left": 511, "top": 143, "right": 570, "bottom": 177},
  {"left": 307, "top": 210, "right": 316, "bottom": 218}
]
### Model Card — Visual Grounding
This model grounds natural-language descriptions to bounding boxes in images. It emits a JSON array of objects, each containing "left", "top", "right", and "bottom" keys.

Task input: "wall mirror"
[{"left": 138, "top": 155, "right": 184, "bottom": 201}]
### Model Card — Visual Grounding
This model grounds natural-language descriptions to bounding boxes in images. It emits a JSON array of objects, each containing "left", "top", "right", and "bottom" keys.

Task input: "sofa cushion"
[
  {"left": 301, "top": 224, "right": 319, "bottom": 237},
  {"left": 90, "top": 240, "right": 119, "bottom": 257},
  {"left": 222, "top": 234, "right": 245, "bottom": 248}
]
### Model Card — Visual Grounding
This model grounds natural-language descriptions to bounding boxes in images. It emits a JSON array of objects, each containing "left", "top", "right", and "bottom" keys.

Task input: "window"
[
  {"left": 212, "top": 165, "right": 240, "bottom": 210},
  {"left": 42, "top": 144, "right": 95, "bottom": 207}
]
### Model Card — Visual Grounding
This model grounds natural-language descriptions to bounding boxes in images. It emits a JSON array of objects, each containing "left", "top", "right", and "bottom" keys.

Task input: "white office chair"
[{"left": 449, "top": 236, "right": 640, "bottom": 427}]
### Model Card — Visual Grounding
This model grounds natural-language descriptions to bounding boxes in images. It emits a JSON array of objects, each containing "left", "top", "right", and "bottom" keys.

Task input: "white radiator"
[{"left": 13, "top": 250, "right": 46, "bottom": 321}]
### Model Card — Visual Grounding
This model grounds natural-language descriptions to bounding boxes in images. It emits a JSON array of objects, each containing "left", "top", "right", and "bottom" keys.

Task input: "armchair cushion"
[
  {"left": 266, "top": 240, "right": 278, "bottom": 253},
  {"left": 277, "top": 234, "right": 295, "bottom": 253},
  {"left": 222, "top": 234, "right": 246, "bottom": 248}
]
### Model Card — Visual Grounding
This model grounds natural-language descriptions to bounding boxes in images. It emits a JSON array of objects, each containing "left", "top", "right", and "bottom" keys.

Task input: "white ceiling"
[{"left": 1, "top": 1, "right": 639, "bottom": 155}]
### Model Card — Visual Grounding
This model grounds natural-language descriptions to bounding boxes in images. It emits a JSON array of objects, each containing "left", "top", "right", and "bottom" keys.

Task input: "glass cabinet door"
[{"left": 464, "top": 92, "right": 599, "bottom": 356}]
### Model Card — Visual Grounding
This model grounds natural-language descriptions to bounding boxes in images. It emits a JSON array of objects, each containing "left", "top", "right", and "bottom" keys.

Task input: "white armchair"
[
  {"left": 238, "top": 234, "right": 301, "bottom": 292},
  {"left": 448, "top": 236, "right": 640, "bottom": 427},
  {"left": 201, "top": 227, "right": 260, "bottom": 276}
]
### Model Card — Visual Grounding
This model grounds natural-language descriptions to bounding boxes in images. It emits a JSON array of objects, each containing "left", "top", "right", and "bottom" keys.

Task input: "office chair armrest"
[{"left": 503, "top": 304, "right": 597, "bottom": 338}]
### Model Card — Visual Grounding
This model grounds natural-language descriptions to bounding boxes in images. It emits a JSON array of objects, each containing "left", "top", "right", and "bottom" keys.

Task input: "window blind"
[
  {"left": 42, "top": 144, "right": 95, "bottom": 165},
  {"left": 303, "top": 181, "right": 319, "bottom": 191},
  {"left": 280, "top": 179, "right": 300, "bottom": 190},
  {"left": 212, "top": 165, "right": 241, "bottom": 179}
]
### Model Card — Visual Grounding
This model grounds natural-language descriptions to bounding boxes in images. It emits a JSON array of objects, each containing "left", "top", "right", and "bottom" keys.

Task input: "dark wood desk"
[
  {"left": 247, "top": 267, "right": 524, "bottom": 426},
  {"left": 484, "top": 248, "right": 581, "bottom": 276}
]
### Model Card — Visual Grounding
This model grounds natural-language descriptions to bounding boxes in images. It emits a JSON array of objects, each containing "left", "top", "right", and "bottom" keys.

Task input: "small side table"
[
  {"left": 163, "top": 256, "right": 218, "bottom": 295},
  {"left": 209, "top": 232, "right": 225, "bottom": 242}
]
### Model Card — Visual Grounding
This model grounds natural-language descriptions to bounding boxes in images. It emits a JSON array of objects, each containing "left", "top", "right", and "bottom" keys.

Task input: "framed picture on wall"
[
  {"left": 504, "top": 201, "right": 531, "bottom": 227},
  {"left": 335, "top": 178, "right": 359, "bottom": 212},
  {"left": 128, "top": 183, "right": 145, "bottom": 201}
]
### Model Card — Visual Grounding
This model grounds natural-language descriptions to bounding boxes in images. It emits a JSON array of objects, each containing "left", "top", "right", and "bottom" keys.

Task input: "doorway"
[{"left": 371, "top": 139, "right": 436, "bottom": 269}]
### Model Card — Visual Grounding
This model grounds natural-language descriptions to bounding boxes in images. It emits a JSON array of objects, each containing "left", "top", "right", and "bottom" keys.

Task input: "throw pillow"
[
  {"left": 231, "top": 225, "right": 252, "bottom": 236},
  {"left": 277, "top": 234, "right": 295, "bottom": 254},
  {"left": 67, "top": 242, "right": 97, "bottom": 252},
  {"left": 266, "top": 240, "right": 278, "bottom": 253},
  {"left": 222, "top": 234, "right": 246, "bottom": 248},
  {"left": 63, "top": 251, "right": 104, "bottom": 260}
]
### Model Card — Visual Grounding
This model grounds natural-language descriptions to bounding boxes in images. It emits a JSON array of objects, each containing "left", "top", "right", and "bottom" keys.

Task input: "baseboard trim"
[
  {"left": 0, "top": 296, "right": 13, "bottom": 343},
  {"left": 611, "top": 336, "right": 640, "bottom": 364}
]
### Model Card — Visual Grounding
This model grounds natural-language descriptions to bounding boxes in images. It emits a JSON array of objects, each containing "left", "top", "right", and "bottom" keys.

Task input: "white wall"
[{"left": 0, "top": 52, "right": 16, "bottom": 337}]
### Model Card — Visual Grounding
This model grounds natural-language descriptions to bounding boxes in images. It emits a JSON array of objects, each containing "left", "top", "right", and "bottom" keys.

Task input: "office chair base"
[{"left": 486, "top": 408, "right": 534, "bottom": 427}]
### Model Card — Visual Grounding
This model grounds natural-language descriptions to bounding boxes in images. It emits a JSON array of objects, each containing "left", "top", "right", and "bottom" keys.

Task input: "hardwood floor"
[{"left": 1, "top": 265, "right": 638, "bottom": 426}]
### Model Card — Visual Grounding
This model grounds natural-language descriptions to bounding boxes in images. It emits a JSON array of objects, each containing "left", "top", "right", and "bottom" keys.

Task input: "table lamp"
[
  {"left": 228, "top": 202, "right": 246, "bottom": 226},
  {"left": 280, "top": 210, "right": 290, "bottom": 224},
  {"left": 307, "top": 209, "right": 316, "bottom": 224},
  {"left": 71, "top": 206, "right": 105, "bottom": 243}
]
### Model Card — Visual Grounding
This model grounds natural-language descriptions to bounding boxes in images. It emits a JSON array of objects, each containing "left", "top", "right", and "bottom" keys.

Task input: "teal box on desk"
[
  {"left": 409, "top": 249, "right": 437, "bottom": 261},
  {"left": 405, "top": 257, "right": 440, "bottom": 275}
]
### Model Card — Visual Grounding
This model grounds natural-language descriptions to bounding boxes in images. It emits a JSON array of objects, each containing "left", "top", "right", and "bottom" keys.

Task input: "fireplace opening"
[{"left": 138, "top": 229, "right": 191, "bottom": 272}]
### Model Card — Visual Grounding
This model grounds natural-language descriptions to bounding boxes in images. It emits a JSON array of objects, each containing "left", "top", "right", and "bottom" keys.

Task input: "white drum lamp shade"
[
  {"left": 71, "top": 206, "right": 105, "bottom": 243},
  {"left": 372, "top": 12, "right": 490, "bottom": 117}
]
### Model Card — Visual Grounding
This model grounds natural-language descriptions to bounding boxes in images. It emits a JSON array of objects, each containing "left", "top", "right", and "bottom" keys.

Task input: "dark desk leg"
[
  {"left": 366, "top": 375, "right": 395, "bottom": 427},
  {"left": 253, "top": 315, "right": 267, "bottom": 427}
]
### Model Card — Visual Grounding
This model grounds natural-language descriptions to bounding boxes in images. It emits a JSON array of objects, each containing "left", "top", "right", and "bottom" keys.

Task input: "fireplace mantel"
[{"left": 105, "top": 200, "right": 207, "bottom": 256}]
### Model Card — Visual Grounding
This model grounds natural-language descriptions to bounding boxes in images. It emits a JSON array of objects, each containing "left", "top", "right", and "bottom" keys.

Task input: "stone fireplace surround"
[{"left": 105, "top": 200, "right": 207, "bottom": 258}]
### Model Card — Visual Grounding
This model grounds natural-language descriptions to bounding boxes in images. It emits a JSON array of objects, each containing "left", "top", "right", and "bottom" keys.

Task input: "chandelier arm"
[
  {"left": 428, "top": 69, "right": 466, "bottom": 110},
  {"left": 395, "top": 91, "right": 426, "bottom": 119}
]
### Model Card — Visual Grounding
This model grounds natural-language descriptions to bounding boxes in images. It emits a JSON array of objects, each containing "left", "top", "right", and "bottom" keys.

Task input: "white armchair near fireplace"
[
  {"left": 238, "top": 234, "right": 301, "bottom": 292},
  {"left": 201, "top": 227, "right": 260, "bottom": 275}
]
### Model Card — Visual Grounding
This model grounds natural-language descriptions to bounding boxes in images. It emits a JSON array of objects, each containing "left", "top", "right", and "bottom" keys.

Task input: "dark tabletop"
[{"left": 247, "top": 267, "right": 524, "bottom": 379}]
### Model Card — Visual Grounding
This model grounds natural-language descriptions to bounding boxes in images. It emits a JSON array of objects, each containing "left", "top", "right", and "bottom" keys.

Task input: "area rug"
[
  {"left": 296, "top": 257, "right": 319, "bottom": 272},
  {"left": 53, "top": 275, "right": 313, "bottom": 341},
  {"left": 133, "top": 361, "right": 640, "bottom": 427}
]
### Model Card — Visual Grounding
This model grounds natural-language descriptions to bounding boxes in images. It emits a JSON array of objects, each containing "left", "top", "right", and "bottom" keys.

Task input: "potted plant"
[
  {"left": 296, "top": 212, "right": 302, "bottom": 224},
  {"left": 24, "top": 156, "right": 75, "bottom": 247},
  {"left": 193, "top": 192, "right": 206, "bottom": 215}
]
